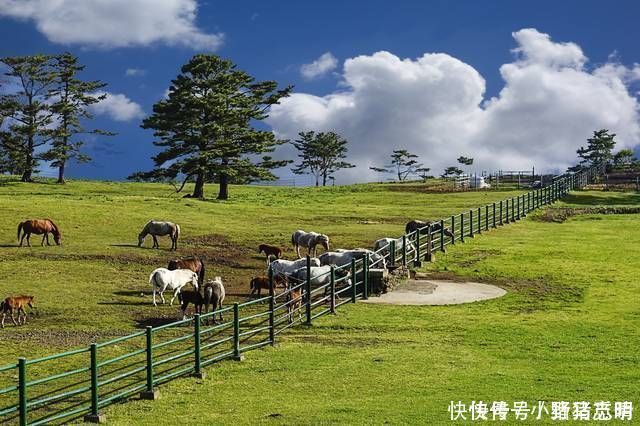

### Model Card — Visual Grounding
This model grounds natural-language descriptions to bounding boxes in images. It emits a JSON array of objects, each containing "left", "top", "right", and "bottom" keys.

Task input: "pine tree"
[
  {"left": 291, "top": 131, "right": 355, "bottom": 186},
  {"left": 370, "top": 149, "right": 422, "bottom": 181},
  {"left": 131, "top": 54, "right": 292, "bottom": 199},
  {"left": 577, "top": 129, "right": 616, "bottom": 168},
  {"left": 42, "top": 53, "right": 114, "bottom": 184},
  {"left": 0, "top": 55, "right": 57, "bottom": 182}
]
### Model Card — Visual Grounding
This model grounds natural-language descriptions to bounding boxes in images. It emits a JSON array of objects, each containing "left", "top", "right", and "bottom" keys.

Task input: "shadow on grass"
[{"left": 135, "top": 317, "right": 181, "bottom": 329}]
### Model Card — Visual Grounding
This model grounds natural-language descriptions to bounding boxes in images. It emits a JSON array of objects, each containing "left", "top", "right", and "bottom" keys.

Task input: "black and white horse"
[{"left": 291, "top": 230, "right": 330, "bottom": 258}]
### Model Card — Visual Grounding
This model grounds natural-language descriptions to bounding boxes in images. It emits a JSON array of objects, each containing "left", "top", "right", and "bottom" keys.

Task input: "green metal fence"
[{"left": 0, "top": 165, "right": 602, "bottom": 424}]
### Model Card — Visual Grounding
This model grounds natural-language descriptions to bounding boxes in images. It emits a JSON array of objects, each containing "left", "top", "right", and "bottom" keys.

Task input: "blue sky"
[{"left": 1, "top": 1, "right": 639, "bottom": 182}]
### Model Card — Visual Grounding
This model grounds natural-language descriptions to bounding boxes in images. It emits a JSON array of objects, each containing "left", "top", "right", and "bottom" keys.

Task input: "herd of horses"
[{"left": 3, "top": 219, "right": 454, "bottom": 328}]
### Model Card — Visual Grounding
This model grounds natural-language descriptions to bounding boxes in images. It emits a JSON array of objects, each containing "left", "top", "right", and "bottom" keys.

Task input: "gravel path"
[{"left": 363, "top": 279, "right": 506, "bottom": 305}]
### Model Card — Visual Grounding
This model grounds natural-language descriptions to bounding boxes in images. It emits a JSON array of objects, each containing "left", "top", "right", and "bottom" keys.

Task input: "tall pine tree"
[
  {"left": 131, "top": 54, "right": 292, "bottom": 199},
  {"left": 0, "top": 55, "right": 57, "bottom": 182},
  {"left": 291, "top": 131, "right": 355, "bottom": 186},
  {"left": 43, "top": 52, "right": 113, "bottom": 184},
  {"left": 576, "top": 129, "right": 617, "bottom": 168}
]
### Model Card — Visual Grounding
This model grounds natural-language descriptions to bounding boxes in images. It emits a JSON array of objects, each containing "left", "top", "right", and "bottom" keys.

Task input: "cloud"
[
  {"left": 268, "top": 29, "right": 640, "bottom": 183},
  {"left": 0, "top": 0, "right": 224, "bottom": 50},
  {"left": 89, "top": 92, "right": 145, "bottom": 122},
  {"left": 300, "top": 52, "right": 338, "bottom": 80},
  {"left": 125, "top": 68, "right": 146, "bottom": 77}
]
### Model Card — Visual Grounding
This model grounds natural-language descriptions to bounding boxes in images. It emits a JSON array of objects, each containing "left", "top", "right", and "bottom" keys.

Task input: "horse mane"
[{"left": 47, "top": 218, "right": 61, "bottom": 236}]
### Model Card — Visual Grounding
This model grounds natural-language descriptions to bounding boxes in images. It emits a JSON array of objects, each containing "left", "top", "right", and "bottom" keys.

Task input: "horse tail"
[
  {"left": 291, "top": 232, "right": 296, "bottom": 246},
  {"left": 149, "top": 270, "right": 159, "bottom": 288},
  {"left": 17, "top": 222, "right": 24, "bottom": 242},
  {"left": 174, "top": 224, "right": 181, "bottom": 240},
  {"left": 199, "top": 259, "right": 205, "bottom": 284}
]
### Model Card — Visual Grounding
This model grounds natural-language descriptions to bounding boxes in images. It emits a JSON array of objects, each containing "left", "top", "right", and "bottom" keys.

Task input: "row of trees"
[{"left": 0, "top": 54, "right": 112, "bottom": 183}]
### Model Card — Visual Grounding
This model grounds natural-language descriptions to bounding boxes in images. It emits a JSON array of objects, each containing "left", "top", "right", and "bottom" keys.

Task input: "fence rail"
[{"left": 0, "top": 164, "right": 603, "bottom": 425}]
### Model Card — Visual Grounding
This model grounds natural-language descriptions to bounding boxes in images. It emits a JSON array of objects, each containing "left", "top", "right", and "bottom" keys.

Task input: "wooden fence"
[{"left": 0, "top": 164, "right": 603, "bottom": 425}]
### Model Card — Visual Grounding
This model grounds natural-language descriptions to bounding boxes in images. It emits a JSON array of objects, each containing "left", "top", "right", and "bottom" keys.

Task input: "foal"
[
  {"left": 258, "top": 244, "right": 282, "bottom": 266},
  {"left": 178, "top": 291, "right": 205, "bottom": 321},
  {"left": 1, "top": 295, "right": 35, "bottom": 328},
  {"left": 249, "top": 275, "right": 287, "bottom": 298}
]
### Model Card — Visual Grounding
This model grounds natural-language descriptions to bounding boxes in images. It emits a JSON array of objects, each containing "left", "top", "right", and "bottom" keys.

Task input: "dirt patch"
[
  {"left": 182, "top": 233, "right": 254, "bottom": 269},
  {"left": 534, "top": 206, "right": 640, "bottom": 223},
  {"left": 363, "top": 279, "right": 506, "bottom": 305}
]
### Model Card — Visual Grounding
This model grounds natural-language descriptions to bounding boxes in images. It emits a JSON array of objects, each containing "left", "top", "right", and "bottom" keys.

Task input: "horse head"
[
  {"left": 190, "top": 272, "right": 199, "bottom": 291},
  {"left": 319, "top": 234, "right": 330, "bottom": 251},
  {"left": 137, "top": 232, "right": 146, "bottom": 247},
  {"left": 443, "top": 227, "right": 455, "bottom": 238}
]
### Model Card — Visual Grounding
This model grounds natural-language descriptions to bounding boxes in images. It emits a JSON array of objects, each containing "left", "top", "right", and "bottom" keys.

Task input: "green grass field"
[{"left": 0, "top": 178, "right": 638, "bottom": 424}]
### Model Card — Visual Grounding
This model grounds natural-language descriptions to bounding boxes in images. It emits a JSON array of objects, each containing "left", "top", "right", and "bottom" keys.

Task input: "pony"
[
  {"left": 373, "top": 237, "right": 416, "bottom": 258},
  {"left": 269, "top": 257, "right": 321, "bottom": 278},
  {"left": 291, "top": 230, "right": 330, "bottom": 258},
  {"left": 168, "top": 257, "right": 205, "bottom": 285},
  {"left": 258, "top": 244, "right": 282, "bottom": 266},
  {"left": 286, "top": 286, "right": 303, "bottom": 324},
  {"left": 17, "top": 219, "right": 61, "bottom": 247},
  {"left": 203, "top": 277, "right": 225, "bottom": 323},
  {"left": 1, "top": 295, "right": 35, "bottom": 328},
  {"left": 149, "top": 268, "right": 198, "bottom": 306},
  {"left": 138, "top": 220, "right": 180, "bottom": 251},
  {"left": 319, "top": 249, "right": 387, "bottom": 270},
  {"left": 249, "top": 275, "right": 287, "bottom": 298},
  {"left": 405, "top": 220, "right": 455, "bottom": 238},
  {"left": 178, "top": 290, "right": 205, "bottom": 321}
]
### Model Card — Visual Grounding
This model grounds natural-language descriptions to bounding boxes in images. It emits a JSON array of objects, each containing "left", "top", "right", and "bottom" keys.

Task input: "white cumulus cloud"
[
  {"left": 268, "top": 29, "right": 640, "bottom": 183},
  {"left": 89, "top": 92, "right": 145, "bottom": 122},
  {"left": 300, "top": 52, "right": 338, "bottom": 80},
  {"left": 0, "top": 0, "right": 224, "bottom": 50}
]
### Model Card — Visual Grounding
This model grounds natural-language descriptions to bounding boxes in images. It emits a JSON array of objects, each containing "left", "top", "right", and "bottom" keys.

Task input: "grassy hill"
[{"left": 0, "top": 177, "right": 638, "bottom": 424}]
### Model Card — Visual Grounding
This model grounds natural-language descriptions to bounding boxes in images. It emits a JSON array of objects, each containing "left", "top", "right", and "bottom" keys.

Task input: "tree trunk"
[
  {"left": 193, "top": 173, "right": 205, "bottom": 199},
  {"left": 57, "top": 162, "right": 66, "bottom": 184},
  {"left": 21, "top": 147, "right": 33, "bottom": 182},
  {"left": 217, "top": 173, "right": 229, "bottom": 200},
  {"left": 322, "top": 172, "right": 327, "bottom": 186}
]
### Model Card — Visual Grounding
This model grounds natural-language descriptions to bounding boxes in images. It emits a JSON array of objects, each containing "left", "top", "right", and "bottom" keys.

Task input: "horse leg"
[
  {"left": 46, "top": 233, "right": 51, "bottom": 246},
  {"left": 19, "top": 307, "right": 27, "bottom": 324},
  {"left": 1, "top": 313, "right": 5, "bottom": 328},
  {"left": 170, "top": 288, "right": 180, "bottom": 305},
  {"left": 10, "top": 311, "right": 18, "bottom": 326},
  {"left": 41, "top": 233, "right": 46, "bottom": 246},
  {"left": 218, "top": 302, "right": 224, "bottom": 321},
  {"left": 19, "top": 232, "right": 25, "bottom": 247},
  {"left": 152, "top": 235, "right": 159, "bottom": 249},
  {"left": 26, "top": 233, "right": 31, "bottom": 247},
  {"left": 153, "top": 286, "right": 157, "bottom": 306}
]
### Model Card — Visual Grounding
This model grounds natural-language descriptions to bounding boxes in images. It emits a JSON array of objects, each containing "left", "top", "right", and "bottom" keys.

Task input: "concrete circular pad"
[{"left": 363, "top": 280, "right": 506, "bottom": 305}]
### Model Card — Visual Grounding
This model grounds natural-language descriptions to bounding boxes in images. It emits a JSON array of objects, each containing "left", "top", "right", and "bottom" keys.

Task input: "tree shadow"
[{"left": 563, "top": 192, "right": 640, "bottom": 206}]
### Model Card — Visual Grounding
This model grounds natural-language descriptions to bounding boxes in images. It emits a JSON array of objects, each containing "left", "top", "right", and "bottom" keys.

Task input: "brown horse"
[
  {"left": 258, "top": 244, "right": 282, "bottom": 265},
  {"left": 1, "top": 295, "right": 35, "bottom": 328},
  {"left": 167, "top": 257, "right": 205, "bottom": 285},
  {"left": 17, "top": 219, "right": 61, "bottom": 247},
  {"left": 249, "top": 275, "right": 287, "bottom": 298}
]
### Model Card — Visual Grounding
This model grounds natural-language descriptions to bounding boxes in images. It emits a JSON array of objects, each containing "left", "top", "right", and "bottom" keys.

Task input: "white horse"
[
  {"left": 149, "top": 268, "right": 198, "bottom": 306},
  {"left": 290, "top": 265, "right": 351, "bottom": 288},
  {"left": 320, "top": 249, "right": 387, "bottom": 270},
  {"left": 138, "top": 220, "right": 181, "bottom": 251},
  {"left": 269, "top": 257, "right": 321, "bottom": 278},
  {"left": 373, "top": 238, "right": 416, "bottom": 258},
  {"left": 291, "top": 230, "right": 330, "bottom": 258}
]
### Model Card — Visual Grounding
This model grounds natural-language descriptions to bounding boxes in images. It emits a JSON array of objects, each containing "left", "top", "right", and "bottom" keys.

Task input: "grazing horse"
[
  {"left": 203, "top": 277, "right": 225, "bottom": 323},
  {"left": 149, "top": 268, "right": 198, "bottom": 306},
  {"left": 138, "top": 220, "right": 180, "bottom": 251},
  {"left": 405, "top": 220, "right": 455, "bottom": 238},
  {"left": 249, "top": 275, "right": 287, "bottom": 298},
  {"left": 178, "top": 290, "right": 205, "bottom": 320},
  {"left": 373, "top": 237, "right": 416, "bottom": 258},
  {"left": 168, "top": 257, "right": 205, "bottom": 285},
  {"left": 291, "top": 230, "right": 330, "bottom": 258},
  {"left": 319, "top": 249, "right": 387, "bottom": 270},
  {"left": 17, "top": 219, "right": 61, "bottom": 247},
  {"left": 258, "top": 244, "right": 282, "bottom": 266},
  {"left": 1, "top": 295, "right": 35, "bottom": 328},
  {"left": 269, "top": 257, "right": 321, "bottom": 278}
]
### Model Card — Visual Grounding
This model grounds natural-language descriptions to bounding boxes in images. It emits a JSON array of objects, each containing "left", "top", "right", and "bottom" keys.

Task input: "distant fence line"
[{"left": 0, "top": 164, "right": 604, "bottom": 425}]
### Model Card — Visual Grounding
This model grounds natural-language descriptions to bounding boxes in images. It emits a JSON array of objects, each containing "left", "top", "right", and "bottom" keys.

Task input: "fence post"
[
  {"left": 84, "top": 344, "right": 105, "bottom": 423},
  {"left": 192, "top": 315, "right": 204, "bottom": 378},
  {"left": 18, "top": 358, "right": 26, "bottom": 426},
  {"left": 140, "top": 327, "right": 158, "bottom": 400},
  {"left": 268, "top": 267, "right": 275, "bottom": 346},
  {"left": 351, "top": 258, "right": 357, "bottom": 303},
  {"left": 493, "top": 203, "right": 497, "bottom": 228},
  {"left": 389, "top": 240, "right": 396, "bottom": 267},
  {"left": 363, "top": 255, "right": 369, "bottom": 300},
  {"left": 516, "top": 196, "right": 521, "bottom": 220},
  {"left": 499, "top": 201, "right": 504, "bottom": 225},
  {"left": 439, "top": 219, "right": 445, "bottom": 252},
  {"left": 414, "top": 230, "right": 422, "bottom": 267},
  {"left": 477, "top": 207, "right": 482, "bottom": 234},
  {"left": 425, "top": 225, "right": 434, "bottom": 262},
  {"left": 460, "top": 214, "right": 465, "bottom": 242},
  {"left": 469, "top": 210, "right": 474, "bottom": 238},
  {"left": 450, "top": 215, "right": 456, "bottom": 245},
  {"left": 330, "top": 266, "right": 336, "bottom": 314},
  {"left": 233, "top": 303, "right": 244, "bottom": 360},
  {"left": 401, "top": 235, "right": 407, "bottom": 267},
  {"left": 485, "top": 205, "right": 489, "bottom": 231},
  {"left": 305, "top": 255, "right": 312, "bottom": 325}
]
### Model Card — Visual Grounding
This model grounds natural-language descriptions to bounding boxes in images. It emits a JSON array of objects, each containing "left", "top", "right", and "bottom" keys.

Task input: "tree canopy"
[
  {"left": 370, "top": 149, "right": 423, "bottom": 181},
  {"left": 131, "top": 54, "right": 292, "bottom": 199},
  {"left": 291, "top": 131, "right": 355, "bottom": 186},
  {"left": 576, "top": 129, "right": 617, "bottom": 168}
]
